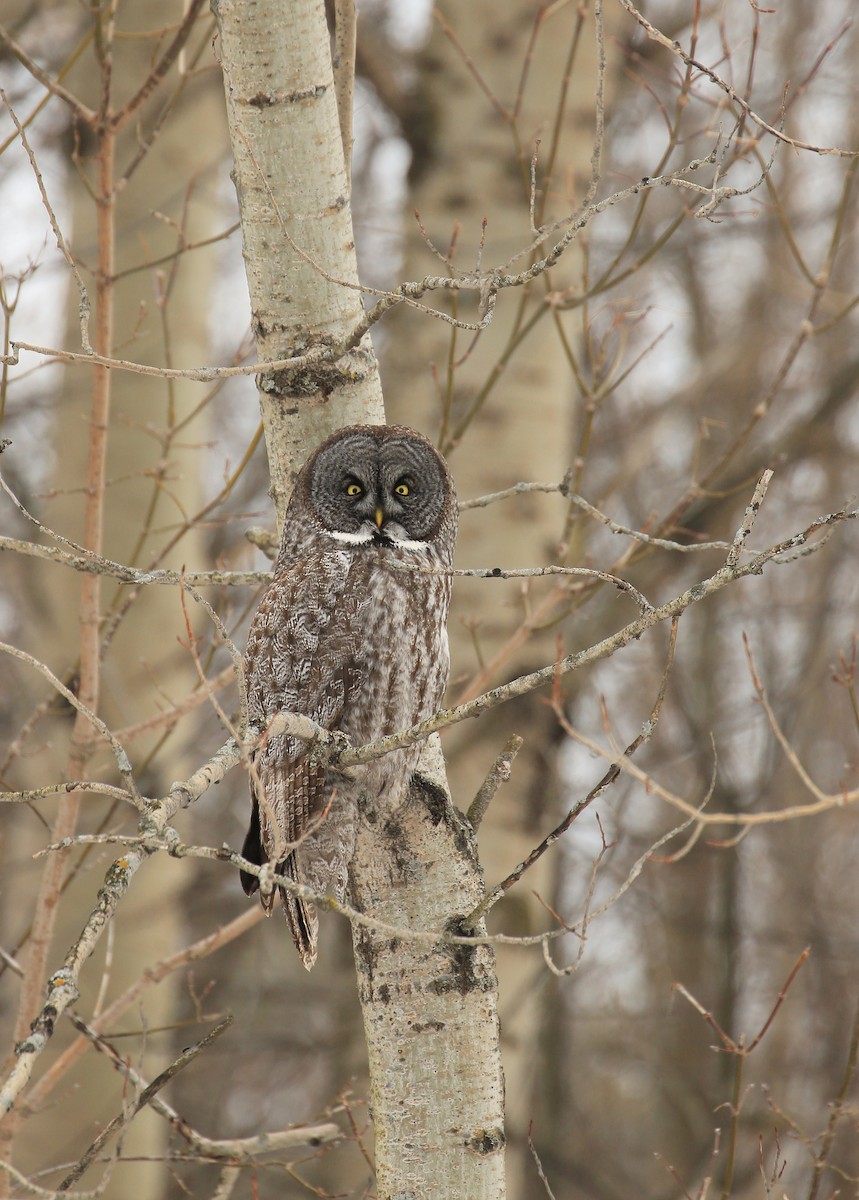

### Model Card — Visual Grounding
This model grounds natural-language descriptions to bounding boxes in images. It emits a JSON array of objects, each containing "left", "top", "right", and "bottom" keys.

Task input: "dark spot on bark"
[
  {"left": 259, "top": 345, "right": 374, "bottom": 400},
  {"left": 466, "top": 1126, "right": 505, "bottom": 1155},
  {"left": 412, "top": 774, "right": 478, "bottom": 865},
  {"left": 448, "top": 916, "right": 481, "bottom": 995},
  {"left": 380, "top": 814, "right": 413, "bottom": 876},
  {"left": 354, "top": 926, "right": 379, "bottom": 983},
  {"left": 411, "top": 1019, "right": 445, "bottom": 1033},
  {"left": 353, "top": 931, "right": 403, "bottom": 1004},
  {"left": 426, "top": 917, "right": 497, "bottom": 997},
  {"left": 412, "top": 773, "right": 448, "bottom": 825}
]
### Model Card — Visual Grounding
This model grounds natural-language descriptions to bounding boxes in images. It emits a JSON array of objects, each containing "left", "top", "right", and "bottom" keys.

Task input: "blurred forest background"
[{"left": 1, "top": 0, "right": 859, "bottom": 1197}]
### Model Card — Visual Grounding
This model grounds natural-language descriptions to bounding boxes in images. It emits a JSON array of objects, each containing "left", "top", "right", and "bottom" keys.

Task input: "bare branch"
[
  {"left": 467, "top": 736, "right": 524, "bottom": 830},
  {"left": 0, "top": 26, "right": 95, "bottom": 122},
  {"left": 57, "top": 1016, "right": 236, "bottom": 1190},
  {"left": 0, "top": 642, "right": 139, "bottom": 806},
  {"left": 462, "top": 618, "right": 678, "bottom": 930},
  {"left": 333, "top": 492, "right": 857, "bottom": 769},
  {"left": 617, "top": 0, "right": 859, "bottom": 157},
  {"left": 0, "top": 87, "right": 92, "bottom": 352}
]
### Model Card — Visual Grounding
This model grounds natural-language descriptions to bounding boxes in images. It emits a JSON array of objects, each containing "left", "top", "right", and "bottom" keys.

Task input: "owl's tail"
[
  {"left": 280, "top": 855, "right": 319, "bottom": 971},
  {"left": 239, "top": 806, "right": 318, "bottom": 969}
]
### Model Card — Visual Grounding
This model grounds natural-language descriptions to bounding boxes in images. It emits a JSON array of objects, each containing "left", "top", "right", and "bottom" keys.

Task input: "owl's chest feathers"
[
  {"left": 345, "top": 546, "right": 450, "bottom": 720},
  {"left": 331, "top": 546, "right": 449, "bottom": 806}
]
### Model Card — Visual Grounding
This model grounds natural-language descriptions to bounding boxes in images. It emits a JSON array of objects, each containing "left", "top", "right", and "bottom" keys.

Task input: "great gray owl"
[{"left": 240, "top": 424, "right": 457, "bottom": 968}]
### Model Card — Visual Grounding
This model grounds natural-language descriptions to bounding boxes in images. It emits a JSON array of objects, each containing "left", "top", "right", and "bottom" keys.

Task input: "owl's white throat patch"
[
  {"left": 326, "top": 529, "right": 374, "bottom": 546},
  {"left": 325, "top": 527, "right": 429, "bottom": 552},
  {"left": 382, "top": 534, "right": 430, "bottom": 551}
]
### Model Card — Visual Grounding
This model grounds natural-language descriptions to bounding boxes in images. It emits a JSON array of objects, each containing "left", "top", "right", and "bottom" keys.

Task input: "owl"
[{"left": 240, "top": 424, "right": 457, "bottom": 969}]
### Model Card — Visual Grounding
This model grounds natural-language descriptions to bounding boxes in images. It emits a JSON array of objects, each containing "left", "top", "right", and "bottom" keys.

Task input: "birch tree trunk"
[
  {"left": 213, "top": 0, "right": 384, "bottom": 518},
  {"left": 212, "top": 1, "right": 506, "bottom": 1194}
]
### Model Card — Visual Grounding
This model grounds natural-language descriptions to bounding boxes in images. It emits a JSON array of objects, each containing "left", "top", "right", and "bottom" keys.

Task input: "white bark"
[
  {"left": 212, "top": 2, "right": 507, "bottom": 1194},
  {"left": 213, "top": 0, "right": 384, "bottom": 523},
  {"left": 351, "top": 738, "right": 506, "bottom": 1200}
]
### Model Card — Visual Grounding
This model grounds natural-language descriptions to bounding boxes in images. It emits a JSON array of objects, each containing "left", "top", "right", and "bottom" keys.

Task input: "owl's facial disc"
[{"left": 309, "top": 432, "right": 449, "bottom": 548}]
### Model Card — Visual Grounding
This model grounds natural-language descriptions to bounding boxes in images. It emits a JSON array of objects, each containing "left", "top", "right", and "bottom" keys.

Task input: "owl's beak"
[{"left": 375, "top": 506, "right": 385, "bottom": 529}]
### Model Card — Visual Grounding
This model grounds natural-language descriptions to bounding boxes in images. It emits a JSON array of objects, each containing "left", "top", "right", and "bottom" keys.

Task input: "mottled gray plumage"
[{"left": 240, "top": 425, "right": 457, "bottom": 968}]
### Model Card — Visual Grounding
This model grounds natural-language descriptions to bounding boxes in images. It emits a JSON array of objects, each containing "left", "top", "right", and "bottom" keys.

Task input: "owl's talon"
[{"left": 324, "top": 729, "right": 352, "bottom": 762}]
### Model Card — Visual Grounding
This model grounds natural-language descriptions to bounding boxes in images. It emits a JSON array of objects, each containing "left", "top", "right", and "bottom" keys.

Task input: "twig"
[
  {"left": 0, "top": 26, "right": 94, "bottom": 122},
  {"left": 0, "top": 736, "right": 245, "bottom": 1118},
  {"left": 672, "top": 946, "right": 811, "bottom": 1056},
  {"left": 0, "top": 87, "right": 91, "bottom": 352},
  {"left": 107, "top": 0, "right": 208, "bottom": 131},
  {"left": 458, "top": 480, "right": 566, "bottom": 510},
  {"left": 0, "top": 642, "right": 139, "bottom": 806},
  {"left": 25, "top": 910, "right": 263, "bottom": 1116},
  {"left": 57, "top": 1016, "right": 235, "bottom": 1190},
  {"left": 565, "top": 721, "right": 859, "bottom": 829},
  {"left": 2, "top": 141, "right": 784, "bottom": 382},
  {"left": 332, "top": 487, "right": 857, "bottom": 769},
  {"left": 462, "top": 754, "right": 622, "bottom": 932},
  {"left": 727, "top": 470, "right": 772, "bottom": 567},
  {"left": 539, "top": 813, "right": 614, "bottom": 978},
  {"left": 0, "top": 534, "right": 269, "bottom": 587},
  {"left": 742, "top": 632, "right": 844, "bottom": 807},
  {"left": 1, "top": 522, "right": 657, "bottom": 610},
  {"left": 616, "top": 0, "right": 859, "bottom": 157},
  {"left": 467, "top": 736, "right": 524, "bottom": 830},
  {"left": 528, "top": 1121, "right": 558, "bottom": 1200},
  {"left": 0, "top": 783, "right": 133, "bottom": 806},
  {"left": 563, "top": 490, "right": 736, "bottom": 553},
  {"left": 807, "top": 994, "right": 859, "bottom": 1200},
  {"left": 461, "top": 618, "right": 678, "bottom": 930}
]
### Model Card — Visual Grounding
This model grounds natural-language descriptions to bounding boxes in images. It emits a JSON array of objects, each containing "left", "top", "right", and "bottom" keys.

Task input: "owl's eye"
[
  {"left": 345, "top": 482, "right": 363, "bottom": 497},
  {"left": 394, "top": 482, "right": 410, "bottom": 497}
]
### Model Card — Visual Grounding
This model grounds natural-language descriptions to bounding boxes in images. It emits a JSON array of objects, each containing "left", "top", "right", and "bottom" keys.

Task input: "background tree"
[{"left": 1, "top": 0, "right": 858, "bottom": 1198}]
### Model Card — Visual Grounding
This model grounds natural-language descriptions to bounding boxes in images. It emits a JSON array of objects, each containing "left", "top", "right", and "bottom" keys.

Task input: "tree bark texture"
[
  {"left": 213, "top": 0, "right": 384, "bottom": 525},
  {"left": 212, "top": 2, "right": 507, "bottom": 1195},
  {"left": 351, "top": 740, "right": 506, "bottom": 1200}
]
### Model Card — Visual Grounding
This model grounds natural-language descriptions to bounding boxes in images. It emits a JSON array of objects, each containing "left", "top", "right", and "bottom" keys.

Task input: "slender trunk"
[
  {"left": 212, "top": 1, "right": 507, "bottom": 1193},
  {"left": 213, "top": 0, "right": 384, "bottom": 524},
  {"left": 351, "top": 744, "right": 506, "bottom": 1200}
]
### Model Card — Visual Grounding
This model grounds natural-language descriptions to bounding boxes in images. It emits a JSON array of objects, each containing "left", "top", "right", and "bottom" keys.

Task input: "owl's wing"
[{"left": 240, "top": 550, "right": 365, "bottom": 967}]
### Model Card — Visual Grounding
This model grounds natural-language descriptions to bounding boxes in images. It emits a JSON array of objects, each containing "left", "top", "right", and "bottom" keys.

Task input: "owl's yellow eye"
[
  {"left": 345, "top": 482, "right": 363, "bottom": 497},
  {"left": 394, "top": 482, "right": 410, "bottom": 497}
]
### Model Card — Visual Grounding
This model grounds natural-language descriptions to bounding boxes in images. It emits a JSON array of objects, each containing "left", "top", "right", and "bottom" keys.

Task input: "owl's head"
[{"left": 290, "top": 425, "right": 457, "bottom": 557}]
